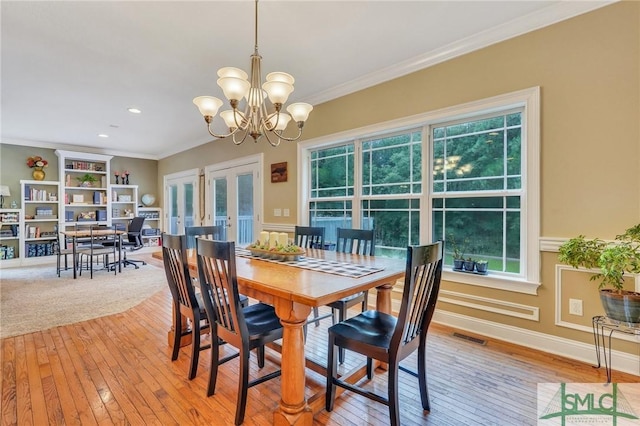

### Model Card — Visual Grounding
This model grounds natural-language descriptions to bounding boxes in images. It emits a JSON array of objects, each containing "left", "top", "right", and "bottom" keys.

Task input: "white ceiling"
[{"left": 1, "top": 1, "right": 612, "bottom": 160}]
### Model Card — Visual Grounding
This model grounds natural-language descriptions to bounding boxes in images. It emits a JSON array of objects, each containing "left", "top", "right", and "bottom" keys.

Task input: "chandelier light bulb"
[
  {"left": 286, "top": 102, "right": 313, "bottom": 122},
  {"left": 268, "top": 112, "right": 291, "bottom": 131},
  {"left": 193, "top": 96, "right": 223, "bottom": 118}
]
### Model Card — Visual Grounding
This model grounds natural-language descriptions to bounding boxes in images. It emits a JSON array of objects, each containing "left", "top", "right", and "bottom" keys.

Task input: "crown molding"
[
  {"left": 305, "top": 1, "right": 616, "bottom": 106},
  {"left": 1, "top": 138, "right": 159, "bottom": 161}
]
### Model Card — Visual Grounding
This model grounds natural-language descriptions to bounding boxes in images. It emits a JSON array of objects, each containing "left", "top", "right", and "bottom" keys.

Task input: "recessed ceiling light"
[
  {"left": 127, "top": 107, "right": 142, "bottom": 114},
  {"left": 98, "top": 133, "right": 109, "bottom": 138}
]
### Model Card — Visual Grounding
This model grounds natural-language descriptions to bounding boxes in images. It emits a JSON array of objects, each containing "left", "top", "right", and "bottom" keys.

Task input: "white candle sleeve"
[
  {"left": 269, "top": 232, "right": 279, "bottom": 248},
  {"left": 278, "top": 232, "right": 288, "bottom": 247},
  {"left": 260, "top": 231, "right": 270, "bottom": 246}
]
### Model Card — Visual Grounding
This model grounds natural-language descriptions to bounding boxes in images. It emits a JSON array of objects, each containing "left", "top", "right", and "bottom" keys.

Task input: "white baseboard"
[{"left": 433, "top": 310, "right": 640, "bottom": 378}]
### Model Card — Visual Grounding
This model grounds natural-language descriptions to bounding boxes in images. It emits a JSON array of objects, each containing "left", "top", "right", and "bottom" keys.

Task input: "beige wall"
[{"left": 159, "top": 2, "right": 640, "bottom": 357}]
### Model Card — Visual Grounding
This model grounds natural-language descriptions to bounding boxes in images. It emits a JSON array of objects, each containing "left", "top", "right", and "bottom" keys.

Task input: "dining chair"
[
  {"left": 294, "top": 225, "right": 325, "bottom": 249},
  {"left": 327, "top": 227, "right": 375, "bottom": 363},
  {"left": 162, "top": 233, "right": 211, "bottom": 380},
  {"left": 196, "top": 238, "right": 283, "bottom": 426},
  {"left": 325, "top": 241, "right": 444, "bottom": 426},
  {"left": 294, "top": 225, "right": 327, "bottom": 327},
  {"left": 77, "top": 225, "right": 118, "bottom": 278},
  {"left": 54, "top": 226, "right": 75, "bottom": 277},
  {"left": 185, "top": 225, "right": 224, "bottom": 249}
]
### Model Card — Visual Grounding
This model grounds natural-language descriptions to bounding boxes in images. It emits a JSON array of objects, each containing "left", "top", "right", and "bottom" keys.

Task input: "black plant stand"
[{"left": 592, "top": 315, "right": 640, "bottom": 383}]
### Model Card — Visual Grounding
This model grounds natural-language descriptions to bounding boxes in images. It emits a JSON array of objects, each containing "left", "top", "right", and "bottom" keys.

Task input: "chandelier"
[{"left": 193, "top": 0, "right": 313, "bottom": 147}]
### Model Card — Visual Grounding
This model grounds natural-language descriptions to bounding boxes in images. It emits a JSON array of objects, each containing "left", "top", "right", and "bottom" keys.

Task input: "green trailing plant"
[
  {"left": 558, "top": 224, "right": 640, "bottom": 292},
  {"left": 76, "top": 173, "right": 98, "bottom": 185},
  {"left": 447, "top": 234, "right": 465, "bottom": 260}
]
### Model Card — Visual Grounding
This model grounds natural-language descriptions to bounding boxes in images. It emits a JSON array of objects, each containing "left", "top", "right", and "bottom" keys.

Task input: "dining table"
[
  {"left": 155, "top": 246, "right": 407, "bottom": 426},
  {"left": 60, "top": 228, "right": 126, "bottom": 279}
]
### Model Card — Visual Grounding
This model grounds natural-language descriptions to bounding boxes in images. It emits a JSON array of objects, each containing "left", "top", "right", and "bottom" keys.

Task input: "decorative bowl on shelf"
[{"left": 141, "top": 194, "right": 156, "bottom": 206}]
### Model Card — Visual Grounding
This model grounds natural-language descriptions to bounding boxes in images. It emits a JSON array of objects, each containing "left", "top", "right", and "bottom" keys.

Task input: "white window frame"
[{"left": 298, "top": 87, "right": 540, "bottom": 294}]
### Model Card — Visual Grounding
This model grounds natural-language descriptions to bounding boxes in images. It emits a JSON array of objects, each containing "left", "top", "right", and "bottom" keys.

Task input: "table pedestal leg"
[
  {"left": 375, "top": 283, "right": 394, "bottom": 370},
  {"left": 273, "top": 300, "right": 313, "bottom": 426}
]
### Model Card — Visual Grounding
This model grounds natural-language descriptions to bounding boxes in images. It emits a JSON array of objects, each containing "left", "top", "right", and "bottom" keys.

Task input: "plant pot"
[
  {"left": 599, "top": 288, "right": 640, "bottom": 325},
  {"left": 463, "top": 260, "right": 476, "bottom": 272},
  {"left": 476, "top": 262, "right": 488, "bottom": 273},
  {"left": 453, "top": 259, "right": 464, "bottom": 270}
]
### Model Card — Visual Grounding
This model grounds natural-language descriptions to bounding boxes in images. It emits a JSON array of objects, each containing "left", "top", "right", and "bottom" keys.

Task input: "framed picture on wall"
[{"left": 271, "top": 162, "right": 287, "bottom": 183}]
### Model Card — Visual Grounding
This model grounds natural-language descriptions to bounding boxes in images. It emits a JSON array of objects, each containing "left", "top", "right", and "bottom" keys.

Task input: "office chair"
[{"left": 122, "top": 216, "right": 146, "bottom": 268}]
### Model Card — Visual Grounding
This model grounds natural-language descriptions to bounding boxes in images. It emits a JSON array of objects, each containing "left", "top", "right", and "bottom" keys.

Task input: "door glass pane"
[
  {"left": 212, "top": 177, "right": 228, "bottom": 240},
  {"left": 183, "top": 183, "right": 194, "bottom": 229},
  {"left": 169, "top": 184, "right": 178, "bottom": 234},
  {"left": 237, "top": 173, "right": 254, "bottom": 246}
]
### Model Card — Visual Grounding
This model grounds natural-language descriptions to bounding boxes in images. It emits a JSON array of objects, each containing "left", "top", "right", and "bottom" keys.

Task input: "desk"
[
  {"left": 61, "top": 229, "right": 126, "bottom": 279},
  {"left": 154, "top": 247, "right": 406, "bottom": 425},
  {"left": 592, "top": 315, "right": 640, "bottom": 383}
]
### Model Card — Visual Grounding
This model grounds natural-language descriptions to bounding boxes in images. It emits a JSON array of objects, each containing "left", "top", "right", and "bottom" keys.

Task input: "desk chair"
[
  {"left": 294, "top": 226, "right": 328, "bottom": 327},
  {"left": 121, "top": 216, "right": 146, "bottom": 268},
  {"left": 326, "top": 241, "right": 444, "bottom": 426},
  {"left": 197, "top": 238, "right": 283, "bottom": 425}
]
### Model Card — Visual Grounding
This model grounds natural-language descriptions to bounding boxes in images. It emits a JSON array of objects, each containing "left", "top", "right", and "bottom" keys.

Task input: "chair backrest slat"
[
  {"left": 392, "top": 242, "right": 443, "bottom": 352},
  {"left": 336, "top": 228, "right": 375, "bottom": 255},
  {"left": 196, "top": 238, "right": 247, "bottom": 344},
  {"left": 294, "top": 226, "right": 325, "bottom": 249},
  {"left": 186, "top": 225, "right": 224, "bottom": 249},
  {"left": 162, "top": 234, "right": 198, "bottom": 310}
]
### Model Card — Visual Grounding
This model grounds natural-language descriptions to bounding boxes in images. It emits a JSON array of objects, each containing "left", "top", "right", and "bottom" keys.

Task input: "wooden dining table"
[
  {"left": 155, "top": 247, "right": 407, "bottom": 426},
  {"left": 61, "top": 228, "right": 126, "bottom": 279}
]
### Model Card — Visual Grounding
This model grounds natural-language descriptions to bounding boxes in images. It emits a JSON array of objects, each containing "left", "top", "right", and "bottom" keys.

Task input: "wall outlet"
[
  {"left": 569, "top": 298, "right": 583, "bottom": 316},
  {"left": 283, "top": 208, "right": 290, "bottom": 217},
  {"left": 274, "top": 208, "right": 281, "bottom": 217}
]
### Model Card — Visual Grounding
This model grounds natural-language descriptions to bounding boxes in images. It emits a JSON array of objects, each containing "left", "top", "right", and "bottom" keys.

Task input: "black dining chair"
[
  {"left": 294, "top": 225, "right": 328, "bottom": 327},
  {"left": 196, "top": 238, "right": 283, "bottom": 426},
  {"left": 327, "top": 227, "right": 375, "bottom": 363},
  {"left": 162, "top": 233, "right": 210, "bottom": 380},
  {"left": 185, "top": 225, "right": 224, "bottom": 249},
  {"left": 325, "top": 241, "right": 444, "bottom": 426}
]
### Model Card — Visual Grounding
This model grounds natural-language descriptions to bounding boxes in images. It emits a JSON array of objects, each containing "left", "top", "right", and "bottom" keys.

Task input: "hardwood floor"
[{"left": 2, "top": 253, "right": 638, "bottom": 425}]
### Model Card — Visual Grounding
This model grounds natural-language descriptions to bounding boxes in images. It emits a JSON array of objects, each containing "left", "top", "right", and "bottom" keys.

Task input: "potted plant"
[
  {"left": 475, "top": 259, "right": 488, "bottom": 274},
  {"left": 448, "top": 235, "right": 465, "bottom": 270},
  {"left": 77, "top": 173, "right": 98, "bottom": 187},
  {"left": 558, "top": 224, "right": 640, "bottom": 324},
  {"left": 463, "top": 257, "right": 476, "bottom": 272}
]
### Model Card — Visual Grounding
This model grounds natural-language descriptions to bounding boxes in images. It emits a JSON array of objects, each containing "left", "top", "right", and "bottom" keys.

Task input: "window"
[
  {"left": 431, "top": 111, "right": 523, "bottom": 274},
  {"left": 300, "top": 88, "right": 540, "bottom": 293}
]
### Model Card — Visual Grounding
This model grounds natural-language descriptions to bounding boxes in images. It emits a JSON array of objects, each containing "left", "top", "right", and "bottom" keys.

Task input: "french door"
[
  {"left": 164, "top": 169, "right": 198, "bottom": 235},
  {"left": 205, "top": 156, "right": 262, "bottom": 246}
]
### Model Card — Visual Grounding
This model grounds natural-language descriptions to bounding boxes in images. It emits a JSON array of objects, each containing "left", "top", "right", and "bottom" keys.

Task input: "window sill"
[{"left": 442, "top": 269, "right": 540, "bottom": 295}]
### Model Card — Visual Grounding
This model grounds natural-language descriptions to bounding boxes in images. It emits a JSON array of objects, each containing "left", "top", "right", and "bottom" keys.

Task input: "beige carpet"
[{"left": 0, "top": 263, "right": 167, "bottom": 339}]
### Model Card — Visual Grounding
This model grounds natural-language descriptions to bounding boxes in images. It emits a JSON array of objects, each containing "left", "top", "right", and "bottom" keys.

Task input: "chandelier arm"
[
  {"left": 207, "top": 122, "right": 238, "bottom": 139},
  {"left": 262, "top": 129, "right": 282, "bottom": 147},
  {"left": 271, "top": 126, "right": 303, "bottom": 142},
  {"left": 232, "top": 128, "right": 252, "bottom": 145}
]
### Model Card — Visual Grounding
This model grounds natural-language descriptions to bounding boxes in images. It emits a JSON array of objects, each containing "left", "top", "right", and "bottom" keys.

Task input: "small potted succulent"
[
  {"left": 475, "top": 260, "right": 488, "bottom": 273},
  {"left": 558, "top": 223, "right": 640, "bottom": 324},
  {"left": 463, "top": 257, "right": 476, "bottom": 272}
]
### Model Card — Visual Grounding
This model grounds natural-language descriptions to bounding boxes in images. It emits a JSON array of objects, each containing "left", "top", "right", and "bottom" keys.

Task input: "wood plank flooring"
[{"left": 2, "top": 253, "right": 638, "bottom": 425}]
